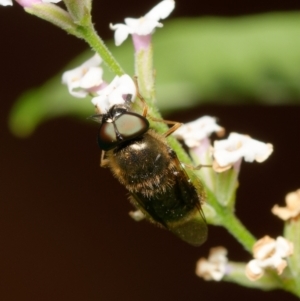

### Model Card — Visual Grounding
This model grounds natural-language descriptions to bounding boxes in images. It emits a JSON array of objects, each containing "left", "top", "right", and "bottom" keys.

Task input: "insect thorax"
[{"left": 106, "top": 130, "right": 176, "bottom": 195}]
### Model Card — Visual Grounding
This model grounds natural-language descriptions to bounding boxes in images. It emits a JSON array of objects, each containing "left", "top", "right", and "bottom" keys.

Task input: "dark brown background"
[{"left": 1, "top": 1, "right": 300, "bottom": 300}]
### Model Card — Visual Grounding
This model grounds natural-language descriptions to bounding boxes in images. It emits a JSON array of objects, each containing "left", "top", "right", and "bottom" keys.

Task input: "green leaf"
[
  {"left": 9, "top": 12, "right": 300, "bottom": 136},
  {"left": 153, "top": 12, "right": 300, "bottom": 109},
  {"left": 9, "top": 53, "right": 93, "bottom": 137}
]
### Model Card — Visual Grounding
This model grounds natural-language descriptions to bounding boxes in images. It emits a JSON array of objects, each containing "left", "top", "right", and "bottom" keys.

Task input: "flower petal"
[
  {"left": 213, "top": 133, "right": 273, "bottom": 171},
  {"left": 79, "top": 67, "right": 103, "bottom": 89},
  {"left": 0, "top": 0, "right": 13, "bottom": 5},
  {"left": 271, "top": 205, "right": 294, "bottom": 221},
  {"left": 245, "top": 259, "right": 264, "bottom": 280},
  {"left": 110, "top": 23, "right": 131, "bottom": 46},
  {"left": 173, "top": 116, "right": 224, "bottom": 148},
  {"left": 272, "top": 189, "right": 300, "bottom": 220},
  {"left": 62, "top": 54, "right": 103, "bottom": 98},
  {"left": 276, "top": 236, "right": 294, "bottom": 258},
  {"left": 125, "top": 17, "right": 162, "bottom": 35},
  {"left": 145, "top": 0, "right": 175, "bottom": 20},
  {"left": 110, "top": 0, "right": 174, "bottom": 46},
  {"left": 245, "top": 235, "right": 293, "bottom": 281},
  {"left": 195, "top": 247, "right": 228, "bottom": 281},
  {"left": 286, "top": 190, "right": 300, "bottom": 210},
  {"left": 92, "top": 74, "right": 136, "bottom": 113}
]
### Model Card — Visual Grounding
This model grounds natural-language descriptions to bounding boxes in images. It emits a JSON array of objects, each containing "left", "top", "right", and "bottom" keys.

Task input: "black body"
[{"left": 96, "top": 105, "right": 207, "bottom": 246}]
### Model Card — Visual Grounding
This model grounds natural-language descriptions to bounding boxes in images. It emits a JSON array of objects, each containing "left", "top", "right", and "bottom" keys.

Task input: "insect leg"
[
  {"left": 183, "top": 162, "right": 212, "bottom": 170},
  {"left": 100, "top": 151, "right": 110, "bottom": 168},
  {"left": 148, "top": 116, "right": 182, "bottom": 138},
  {"left": 133, "top": 76, "right": 181, "bottom": 137}
]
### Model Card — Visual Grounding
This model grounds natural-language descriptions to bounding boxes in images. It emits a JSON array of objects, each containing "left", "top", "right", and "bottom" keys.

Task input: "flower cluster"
[
  {"left": 62, "top": 54, "right": 104, "bottom": 98},
  {"left": 61, "top": 0, "right": 175, "bottom": 113},
  {"left": 62, "top": 54, "right": 136, "bottom": 113},
  {"left": 3, "top": 0, "right": 175, "bottom": 113},
  {"left": 212, "top": 132, "right": 273, "bottom": 172},
  {"left": 245, "top": 236, "right": 293, "bottom": 281},
  {"left": 174, "top": 117, "right": 273, "bottom": 173},
  {"left": 195, "top": 247, "right": 228, "bottom": 281},
  {"left": 110, "top": 0, "right": 175, "bottom": 49}
]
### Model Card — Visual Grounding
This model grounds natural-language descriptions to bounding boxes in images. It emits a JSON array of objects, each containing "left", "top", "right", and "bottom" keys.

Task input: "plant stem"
[
  {"left": 284, "top": 219, "right": 300, "bottom": 297},
  {"left": 76, "top": 24, "right": 124, "bottom": 76},
  {"left": 205, "top": 188, "right": 256, "bottom": 252},
  {"left": 220, "top": 210, "right": 256, "bottom": 252}
]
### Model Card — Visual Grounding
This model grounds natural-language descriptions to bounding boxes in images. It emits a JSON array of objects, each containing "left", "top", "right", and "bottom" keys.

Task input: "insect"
[{"left": 92, "top": 88, "right": 207, "bottom": 246}]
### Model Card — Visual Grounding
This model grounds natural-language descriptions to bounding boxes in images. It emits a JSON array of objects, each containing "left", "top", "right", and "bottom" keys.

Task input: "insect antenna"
[{"left": 87, "top": 114, "right": 104, "bottom": 124}]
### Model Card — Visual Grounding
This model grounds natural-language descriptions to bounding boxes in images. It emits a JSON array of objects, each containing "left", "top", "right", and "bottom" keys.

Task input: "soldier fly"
[{"left": 92, "top": 87, "right": 207, "bottom": 246}]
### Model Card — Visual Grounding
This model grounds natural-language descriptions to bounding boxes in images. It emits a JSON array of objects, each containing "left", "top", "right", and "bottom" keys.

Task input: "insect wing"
[
  {"left": 168, "top": 211, "right": 207, "bottom": 246},
  {"left": 130, "top": 156, "right": 207, "bottom": 247},
  {"left": 167, "top": 159, "right": 207, "bottom": 246}
]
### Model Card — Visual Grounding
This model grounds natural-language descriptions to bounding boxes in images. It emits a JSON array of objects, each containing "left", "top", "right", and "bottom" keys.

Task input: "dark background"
[{"left": 1, "top": 1, "right": 300, "bottom": 300}]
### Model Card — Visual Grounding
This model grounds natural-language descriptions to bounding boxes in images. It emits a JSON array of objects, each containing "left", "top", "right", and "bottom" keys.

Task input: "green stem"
[
  {"left": 284, "top": 219, "right": 300, "bottom": 297},
  {"left": 133, "top": 41, "right": 193, "bottom": 166},
  {"left": 135, "top": 45, "right": 155, "bottom": 102},
  {"left": 205, "top": 188, "right": 256, "bottom": 252},
  {"left": 224, "top": 262, "right": 280, "bottom": 291},
  {"left": 213, "top": 196, "right": 300, "bottom": 295},
  {"left": 76, "top": 24, "right": 124, "bottom": 76},
  {"left": 221, "top": 210, "right": 256, "bottom": 252}
]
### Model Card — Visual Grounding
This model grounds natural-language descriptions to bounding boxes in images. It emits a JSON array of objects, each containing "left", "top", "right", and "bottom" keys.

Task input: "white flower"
[
  {"left": 245, "top": 236, "right": 293, "bottom": 281},
  {"left": 0, "top": 0, "right": 12, "bottom": 5},
  {"left": 62, "top": 54, "right": 104, "bottom": 98},
  {"left": 195, "top": 247, "right": 228, "bottom": 281},
  {"left": 110, "top": 0, "right": 175, "bottom": 46},
  {"left": 173, "top": 116, "right": 224, "bottom": 148},
  {"left": 212, "top": 132, "right": 273, "bottom": 172},
  {"left": 91, "top": 74, "right": 136, "bottom": 113},
  {"left": 1, "top": 0, "right": 61, "bottom": 6},
  {"left": 272, "top": 189, "right": 300, "bottom": 221}
]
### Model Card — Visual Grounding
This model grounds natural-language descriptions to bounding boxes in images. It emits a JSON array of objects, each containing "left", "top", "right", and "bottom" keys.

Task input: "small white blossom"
[
  {"left": 195, "top": 247, "right": 228, "bottom": 281},
  {"left": 272, "top": 189, "right": 300, "bottom": 221},
  {"left": 245, "top": 236, "right": 293, "bottom": 281},
  {"left": 62, "top": 54, "right": 104, "bottom": 98},
  {"left": 0, "top": 0, "right": 61, "bottom": 6},
  {"left": 173, "top": 116, "right": 224, "bottom": 148},
  {"left": 0, "top": 0, "right": 12, "bottom": 5},
  {"left": 110, "top": 0, "right": 175, "bottom": 46},
  {"left": 91, "top": 74, "right": 136, "bottom": 113},
  {"left": 212, "top": 132, "right": 273, "bottom": 172}
]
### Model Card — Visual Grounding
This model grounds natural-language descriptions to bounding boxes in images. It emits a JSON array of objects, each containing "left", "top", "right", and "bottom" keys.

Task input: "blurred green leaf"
[{"left": 9, "top": 12, "right": 300, "bottom": 136}]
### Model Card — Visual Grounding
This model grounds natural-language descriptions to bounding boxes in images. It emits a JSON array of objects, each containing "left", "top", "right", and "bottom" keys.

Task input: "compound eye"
[
  {"left": 98, "top": 122, "right": 118, "bottom": 151},
  {"left": 115, "top": 113, "right": 149, "bottom": 139}
]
